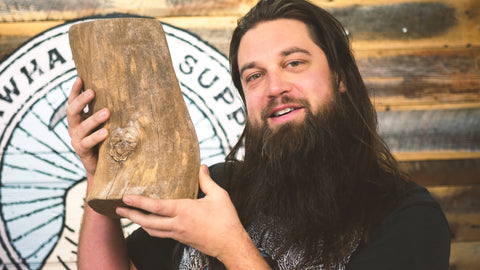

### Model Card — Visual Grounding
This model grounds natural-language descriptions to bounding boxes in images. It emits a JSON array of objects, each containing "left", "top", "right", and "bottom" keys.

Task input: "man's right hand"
[
  {"left": 68, "top": 78, "right": 134, "bottom": 270},
  {"left": 66, "top": 77, "right": 110, "bottom": 180}
]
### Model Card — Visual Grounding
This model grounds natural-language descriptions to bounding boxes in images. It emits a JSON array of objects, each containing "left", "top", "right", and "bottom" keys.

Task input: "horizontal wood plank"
[
  {"left": 378, "top": 108, "right": 480, "bottom": 154},
  {"left": 428, "top": 184, "right": 480, "bottom": 242},
  {"left": 0, "top": 0, "right": 253, "bottom": 21},
  {"left": 1, "top": 0, "right": 478, "bottom": 48},
  {"left": 359, "top": 48, "right": 480, "bottom": 110},
  {"left": 400, "top": 158, "right": 480, "bottom": 186},
  {"left": 450, "top": 241, "right": 480, "bottom": 270}
]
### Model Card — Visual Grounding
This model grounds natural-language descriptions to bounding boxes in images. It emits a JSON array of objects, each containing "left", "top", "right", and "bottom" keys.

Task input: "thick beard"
[{"left": 232, "top": 95, "right": 359, "bottom": 267}]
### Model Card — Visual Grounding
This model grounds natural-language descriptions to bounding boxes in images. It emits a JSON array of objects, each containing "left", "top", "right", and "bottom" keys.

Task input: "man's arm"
[
  {"left": 77, "top": 187, "right": 132, "bottom": 270},
  {"left": 67, "top": 78, "right": 134, "bottom": 269}
]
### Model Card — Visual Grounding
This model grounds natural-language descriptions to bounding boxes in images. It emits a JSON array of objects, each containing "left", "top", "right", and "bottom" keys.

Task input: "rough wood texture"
[
  {"left": 450, "top": 241, "right": 480, "bottom": 270},
  {"left": 378, "top": 108, "right": 480, "bottom": 153},
  {"left": 69, "top": 18, "right": 200, "bottom": 218},
  {"left": 358, "top": 48, "right": 480, "bottom": 111},
  {"left": 429, "top": 185, "right": 480, "bottom": 242},
  {"left": 401, "top": 158, "right": 480, "bottom": 186}
]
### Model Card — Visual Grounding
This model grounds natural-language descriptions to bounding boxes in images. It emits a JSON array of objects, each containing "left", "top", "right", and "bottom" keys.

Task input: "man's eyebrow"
[
  {"left": 239, "top": 62, "right": 256, "bottom": 77},
  {"left": 239, "top": 47, "right": 311, "bottom": 76},
  {"left": 282, "top": 47, "right": 311, "bottom": 56}
]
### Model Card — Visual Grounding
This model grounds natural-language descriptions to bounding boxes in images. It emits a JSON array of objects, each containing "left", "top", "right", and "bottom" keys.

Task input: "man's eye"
[
  {"left": 287, "top": 60, "right": 302, "bottom": 67},
  {"left": 246, "top": 73, "right": 262, "bottom": 82}
]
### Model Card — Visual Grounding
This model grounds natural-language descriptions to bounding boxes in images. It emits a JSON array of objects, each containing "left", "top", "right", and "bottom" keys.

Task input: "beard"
[
  {"left": 228, "top": 94, "right": 362, "bottom": 267},
  {"left": 240, "top": 94, "right": 355, "bottom": 222}
]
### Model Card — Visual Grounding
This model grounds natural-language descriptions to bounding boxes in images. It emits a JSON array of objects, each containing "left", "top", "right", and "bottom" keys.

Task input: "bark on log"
[{"left": 69, "top": 18, "right": 200, "bottom": 218}]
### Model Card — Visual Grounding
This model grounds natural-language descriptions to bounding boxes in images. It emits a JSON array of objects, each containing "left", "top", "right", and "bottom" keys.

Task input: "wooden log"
[{"left": 69, "top": 18, "right": 200, "bottom": 218}]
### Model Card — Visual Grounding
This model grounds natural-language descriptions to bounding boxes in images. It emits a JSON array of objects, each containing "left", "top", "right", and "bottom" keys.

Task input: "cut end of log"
[{"left": 88, "top": 198, "right": 127, "bottom": 219}]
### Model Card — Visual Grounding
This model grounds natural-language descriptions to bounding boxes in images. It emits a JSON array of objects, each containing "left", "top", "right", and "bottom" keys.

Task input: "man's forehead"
[{"left": 238, "top": 19, "right": 317, "bottom": 56}]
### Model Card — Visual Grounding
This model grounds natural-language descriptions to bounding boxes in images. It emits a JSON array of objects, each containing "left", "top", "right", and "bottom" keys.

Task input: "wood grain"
[
  {"left": 429, "top": 185, "right": 480, "bottom": 242},
  {"left": 359, "top": 48, "right": 480, "bottom": 110},
  {"left": 400, "top": 158, "right": 480, "bottom": 186},
  {"left": 450, "top": 241, "right": 480, "bottom": 270},
  {"left": 69, "top": 18, "right": 200, "bottom": 218}
]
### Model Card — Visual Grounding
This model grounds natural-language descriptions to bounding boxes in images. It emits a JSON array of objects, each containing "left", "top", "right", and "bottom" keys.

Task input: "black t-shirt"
[
  {"left": 346, "top": 182, "right": 451, "bottom": 269},
  {"left": 126, "top": 163, "right": 451, "bottom": 270}
]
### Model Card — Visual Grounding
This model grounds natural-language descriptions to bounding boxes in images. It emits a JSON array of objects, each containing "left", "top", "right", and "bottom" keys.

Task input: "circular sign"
[{"left": 0, "top": 17, "right": 244, "bottom": 269}]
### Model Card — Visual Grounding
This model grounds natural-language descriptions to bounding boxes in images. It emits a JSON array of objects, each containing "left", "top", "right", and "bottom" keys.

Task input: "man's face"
[{"left": 237, "top": 19, "right": 344, "bottom": 130}]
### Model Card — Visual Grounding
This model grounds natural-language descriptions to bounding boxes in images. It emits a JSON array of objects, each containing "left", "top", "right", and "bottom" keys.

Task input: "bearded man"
[{"left": 69, "top": 0, "right": 451, "bottom": 269}]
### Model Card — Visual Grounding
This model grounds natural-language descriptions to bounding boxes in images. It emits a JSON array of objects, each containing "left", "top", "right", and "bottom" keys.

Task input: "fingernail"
[
  {"left": 202, "top": 164, "right": 210, "bottom": 175},
  {"left": 98, "top": 109, "right": 108, "bottom": 118},
  {"left": 116, "top": 207, "right": 124, "bottom": 216},
  {"left": 98, "top": 128, "right": 107, "bottom": 136},
  {"left": 123, "top": 195, "right": 132, "bottom": 205},
  {"left": 84, "top": 89, "right": 93, "bottom": 98}
]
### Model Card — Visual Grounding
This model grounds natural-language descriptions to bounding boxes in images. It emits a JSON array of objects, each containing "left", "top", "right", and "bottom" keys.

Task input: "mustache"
[{"left": 260, "top": 95, "right": 311, "bottom": 121}]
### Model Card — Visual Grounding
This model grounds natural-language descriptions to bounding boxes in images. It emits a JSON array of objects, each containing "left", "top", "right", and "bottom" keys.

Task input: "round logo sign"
[{"left": 0, "top": 17, "right": 244, "bottom": 269}]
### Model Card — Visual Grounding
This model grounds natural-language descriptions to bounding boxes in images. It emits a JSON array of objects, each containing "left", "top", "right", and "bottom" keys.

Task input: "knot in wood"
[{"left": 108, "top": 126, "right": 139, "bottom": 162}]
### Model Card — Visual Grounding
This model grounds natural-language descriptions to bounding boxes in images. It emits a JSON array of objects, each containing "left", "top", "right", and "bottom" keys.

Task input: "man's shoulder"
[
  {"left": 208, "top": 162, "right": 227, "bottom": 184},
  {"left": 347, "top": 181, "right": 451, "bottom": 269},
  {"left": 207, "top": 161, "right": 241, "bottom": 187},
  {"left": 382, "top": 181, "right": 449, "bottom": 235},
  {"left": 394, "top": 181, "right": 441, "bottom": 212}
]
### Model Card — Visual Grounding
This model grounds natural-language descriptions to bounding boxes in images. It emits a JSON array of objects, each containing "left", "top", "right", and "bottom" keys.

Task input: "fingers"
[
  {"left": 66, "top": 77, "right": 111, "bottom": 177},
  {"left": 67, "top": 78, "right": 92, "bottom": 120},
  {"left": 67, "top": 79, "right": 109, "bottom": 134},
  {"left": 67, "top": 77, "right": 110, "bottom": 152},
  {"left": 68, "top": 107, "right": 110, "bottom": 159},
  {"left": 117, "top": 196, "right": 180, "bottom": 238},
  {"left": 67, "top": 77, "right": 83, "bottom": 105},
  {"left": 80, "top": 125, "right": 109, "bottom": 150},
  {"left": 116, "top": 206, "right": 174, "bottom": 238},
  {"left": 198, "top": 164, "right": 225, "bottom": 197},
  {"left": 66, "top": 79, "right": 87, "bottom": 130},
  {"left": 75, "top": 109, "right": 110, "bottom": 142},
  {"left": 121, "top": 195, "right": 178, "bottom": 217}
]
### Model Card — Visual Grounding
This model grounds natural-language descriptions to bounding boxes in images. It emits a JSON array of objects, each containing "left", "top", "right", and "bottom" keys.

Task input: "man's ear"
[
  {"left": 335, "top": 72, "right": 347, "bottom": 93},
  {"left": 339, "top": 81, "right": 346, "bottom": 93}
]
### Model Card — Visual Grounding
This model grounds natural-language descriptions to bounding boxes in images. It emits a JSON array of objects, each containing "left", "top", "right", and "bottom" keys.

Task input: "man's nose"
[{"left": 266, "top": 71, "right": 292, "bottom": 98}]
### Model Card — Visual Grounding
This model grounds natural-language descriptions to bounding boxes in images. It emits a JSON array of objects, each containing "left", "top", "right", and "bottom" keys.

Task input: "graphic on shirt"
[{"left": 0, "top": 17, "right": 244, "bottom": 269}]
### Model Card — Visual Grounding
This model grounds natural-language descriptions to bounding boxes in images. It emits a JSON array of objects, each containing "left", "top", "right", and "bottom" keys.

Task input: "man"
[{"left": 67, "top": 0, "right": 451, "bottom": 269}]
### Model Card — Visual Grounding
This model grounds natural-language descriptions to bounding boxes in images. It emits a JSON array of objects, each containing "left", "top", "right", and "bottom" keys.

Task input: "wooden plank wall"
[{"left": 1, "top": 0, "right": 479, "bottom": 269}]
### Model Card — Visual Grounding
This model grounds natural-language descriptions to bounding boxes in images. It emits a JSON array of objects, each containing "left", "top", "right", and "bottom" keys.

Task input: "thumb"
[{"left": 198, "top": 164, "right": 219, "bottom": 196}]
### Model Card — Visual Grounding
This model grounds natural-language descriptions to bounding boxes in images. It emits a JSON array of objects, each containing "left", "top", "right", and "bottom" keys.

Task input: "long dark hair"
[
  {"left": 228, "top": 0, "right": 405, "bottom": 190},
  {"left": 220, "top": 0, "right": 409, "bottom": 268}
]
